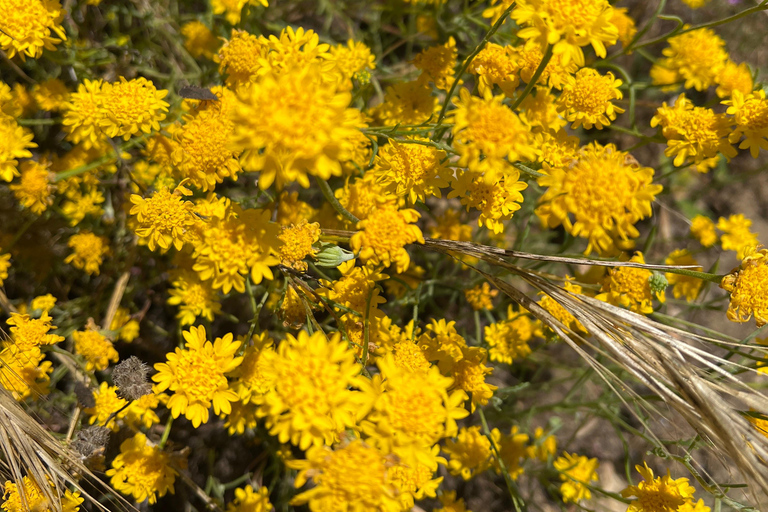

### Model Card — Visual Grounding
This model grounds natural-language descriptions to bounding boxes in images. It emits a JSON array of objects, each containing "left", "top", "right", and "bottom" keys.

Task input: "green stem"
[
  {"left": 509, "top": 45, "right": 553, "bottom": 111},
  {"left": 433, "top": 2, "right": 517, "bottom": 130},
  {"left": 315, "top": 176, "right": 360, "bottom": 225},
  {"left": 54, "top": 135, "right": 146, "bottom": 183},
  {"left": 158, "top": 415, "right": 174, "bottom": 449},
  {"left": 17, "top": 118, "right": 61, "bottom": 126},
  {"left": 663, "top": 267, "right": 724, "bottom": 284},
  {"left": 478, "top": 407, "right": 526, "bottom": 512}
]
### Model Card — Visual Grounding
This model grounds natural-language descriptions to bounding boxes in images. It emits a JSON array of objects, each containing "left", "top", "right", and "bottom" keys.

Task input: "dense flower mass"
[
  {"left": 2, "top": 3, "right": 767, "bottom": 512},
  {"left": 536, "top": 143, "right": 662, "bottom": 254}
]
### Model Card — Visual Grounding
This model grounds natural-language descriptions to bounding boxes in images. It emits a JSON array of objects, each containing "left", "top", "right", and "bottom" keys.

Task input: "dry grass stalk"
[{"left": 417, "top": 236, "right": 768, "bottom": 505}]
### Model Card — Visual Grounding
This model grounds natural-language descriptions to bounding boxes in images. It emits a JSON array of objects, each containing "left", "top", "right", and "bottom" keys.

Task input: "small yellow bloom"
[
  {"left": 278, "top": 220, "right": 321, "bottom": 271},
  {"left": 181, "top": 21, "right": 219, "bottom": 59},
  {"left": 484, "top": 306, "right": 535, "bottom": 364},
  {"left": 289, "top": 440, "right": 401, "bottom": 512},
  {"left": 226, "top": 485, "right": 272, "bottom": 512},
  {"left": 0, "top": 116, "right": 36, "bottom": 182},
  {"left": 10, "top": 160, "right": 55, "bottom": 215},
  {"left": 558, "top": 68, "right": 624, "bottom": 130},
  {"left": 553, "top": 452, "right": 599, "bottom": 503},
  {"left": 443, "top": 426, "right": 495, "bottom": 480},
  {"left": 99, "top": 77, "right": 169, "bottom": 140},
  {"left": 621, "top": 462, "right": 699, "bottom": 512},
  {"left": 715, "top": 61, "right": 753, "bottom": 99},
  {"left": 717, "top": 214, "right": 759, "bottom": 259},
  {"left": 690, "top": 215, "right": 717, "bottom": 247},
  {"left": 62, "top": 79, "right": 107, "bottom": 149},
  {"left": 351, "top": 206, "right": 423, "bottom": 273},
  {"left": 65, "top": 231, "right": 109, "bottom": 275},
  {"left": 106, "top": 433, "right": 180, "bottom": 505},
  {"left": 721, "top": 248, "right": 768, "bottom": 327},
  {"left": 1, "top": 476, "right": 82, "bottom": 512},
  {"left": 130, "top": 185, "right": 199, "bottom": 253},
  {"left": 6, "top": 311, "right": 64, "bottom": 349},
  {"left": 662, "top": 27, "right": 728, "bottom": 91},
  {"left": 464, "top": 283, "right": 498, "bottom": 311},
  {"left": 665, "top": 250, "right": 703, "bottom": 302},
  {"left": 511, "top": 0, "right": 618, "bottom": 67},
  {"left": 152, "top": 326, "right": 242, "bottom": 428},
  {"left": 72, "top": 328, "right": 119, "bottom": 372},
  {"left": 412, "top": 37, "right": 457, "bottom": 91},
  {"left": 724, "top": 89, "right": 768, "bottom": 159},
  {"left": 598, "top": 252, "right": 665, "bottom": 315},
  {"left": 0, "top": 0, "right": 66, "bottom": 60}
]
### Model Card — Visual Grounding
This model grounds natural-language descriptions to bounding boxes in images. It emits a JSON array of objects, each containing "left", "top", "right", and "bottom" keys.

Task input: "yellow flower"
[
  {"left": 1, "top": 476, "right": 82, "bottom": 512},
  {"left": 231, "top": 64, "right": 366, "bottom": 190},
  {"left": 513, "top": 40, "right": 578, "bottom": 90},
  {"left": 217, "top": 29, "right": 267, "bottom": 85},
  {"left": 85, "top": 382, "right": 127, "bottom": 431},
  {"left": 468, "top": 43, "right": 519, "bottom": 97},
  {"left": 60, "top": 188, "right": 105, "bottom": 226},
  {"left": 611, "top": 7, "right": 637, "bottom": 49},
  {"left": 373, "top": 79, "right": 437, "bottom": 127},
  {"left": 558, "top": 68, "right": 624, "bottom": 130},
  {"left": 226, "top": 485, "right": 272, "bottom": 512},
  {"left": 259, "top": 330, "right": 362, "bottom": 449},
  {"left": 99, "top": 77, "right": 169, "bottom": 140},
  {"left": 350, "top": 206, "right": 423, "bottom": 273},
  {"left": 484, "top": 307, "right": 535, "bottom": 364},
  {"left": 443, "top": 425, "right": 496, "bottom": 480},
  {"left": 681, "top": 0, "right": 709, "bottom": 7},
  {"left": 211, "top": 0, "right": 266, "bottom": 25},
  {"left": 373, "top": 140, "right": 450, "bottom": 204},
  {"left": 289, "top": 440, "right": 401, "bottom": 512},
  {"left": 527, "top": 426, "right": 557, "bottom": 461},
  {"left": 0, "top": 0, "right": 66, "bottom": 60},
  {"left": 449, "top": 167, "right": 528, "bottom": 234},
  {"left": 724, "top": 89, "right": 768, "bottom": 158},
  {"left": 330, "top": 39, "right": 376, "bottom": 85},
  {"left": 621, "top": 462, "right": 698, "bottom": 512},
  {"left": 181, "top": 21, "right": 219, "bottom": 59},
  {"left": 482, "top": 0, "right": 514, "bottom": 24},
  {"left": 519, "top": 88, "right": 566, "bottom": 133},
  {"left": 229, "top": 333, "right": 277, "bottom": 404},
  {"left": 715, "top": 61, "right": 753, "bottom": 99},
  {"left": 690, "top": 215, "right": 717, "bottom": 247},
  {"left": 65, "top": 231, "right": 109, "bottom": 275},
  {"left": 34, "top": 79, "right": 69, "bottom": 111},
  {"left": 317, "top": 261, "right": 387, "bottom": 317},
  {"left": 536, "top": 142, "right": 662, "bottom": 255},
  {"left": 717, "top": 214, "right": 759, "bottom": 259},
  {"left": 278, "top": 220, "right": 321, "bottom": 271},
  {"left": 30, "top": 294, "right": 56, "bottom": 313},
  {"left": 192, "top": 207, "right": 280, "bottom": 293},
  {"left": 721, "top": 248, "right": 768, "bottom": 327},
  {"left": 0, "top": 116, "right": 36, "bottom": 182},
  {"left": 167, "top": 271, "right": 222, "bottom": 326},
  {"left": 335, "top": 172, "right": 399, "bottom": 224},
  {"left": 538, "top": 277, "right": 587, "bottom": 334},
  {"left": 152, "top": 326, "right": 242, "bottom": 427},
  {"left": 511, "top": 0, "right": 618, "bottom": 67},
  {"left": 360, "top": 355, "right": 468, "bottom": 465},
  {"left": 110, "top": 307, "right": 140, "bottom": 342},
  {"left": 598, "top": 252, "right": 665, "bottom": 315},
  {"left": 651, "top": 94, "right": 736, "bottom": 167},
  {"left": 130, "top": 185, "right": 199, "bottom": 253},
  {"left": 464, "top": 283, "right": 498, "bottom": 311},
  {"left": 412, "top": 37, "right": 457, "bottom": 91},
  {"left": 0, "top": 345, "right": 52, "bottom": 400},
  {"left": 106, "top": 433, "right": 180, "bottom": 505},
  {"left": 448, "top": 88, "right": 535, "bottom": 173},
  {"left": 62, "top": 79, "right": 107, "bottom": 149},
  {"left": 387, "top": 444, "right": 443, "bottom": 510},
  {"left": 434, "top": 490, "right": 471, "bottom": 512},
  {"left": 662, "top": 27, "right": 728, "bottom": 91},
  {"left": 553, "top": 452, "right": 599, "bottom": 503},
  {"left": 72, "top": 328, "right": 119, "bottom": 372},
  {"left": 665, "top": 250, "right": 703, "bottom": 302},
  {"left": 173, "top": 88, "right": 241, "bottom": 192},
  {"left": 495, "top": 426, "right": 529, "bottom": 479},
  {"left": 650, "top": 58, "right": 681, "bottom": 92},
  {"left": 0, "top": 253, "right": 9, "bottom": 287},
  {"left": 6, "top": 312, "right": 64, "bottom": 349},
  {"left": 10, "top": 160, "right": 54, "bottom": 214}
]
